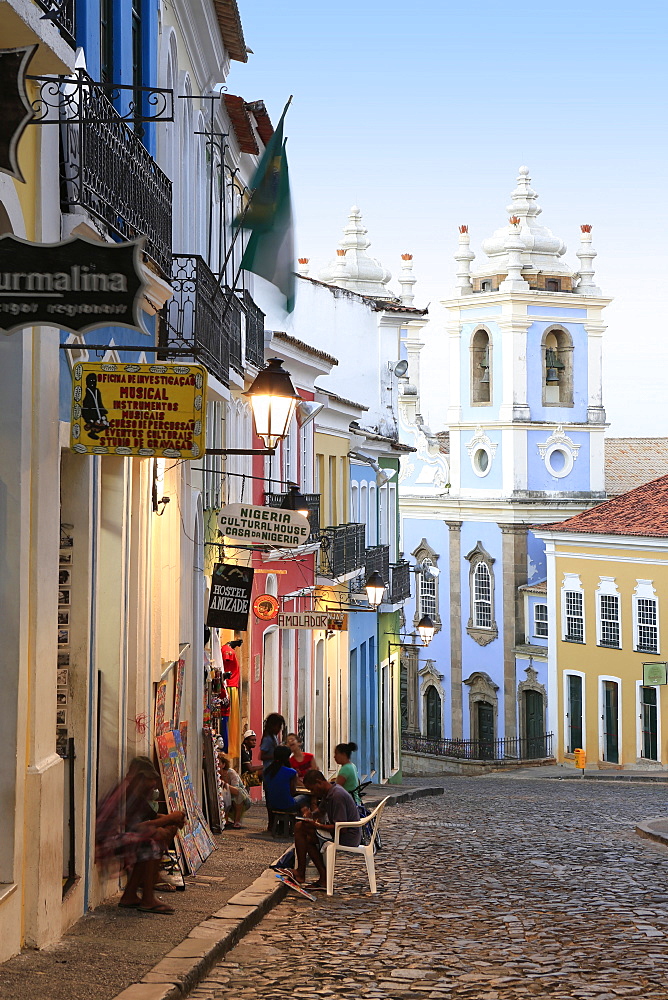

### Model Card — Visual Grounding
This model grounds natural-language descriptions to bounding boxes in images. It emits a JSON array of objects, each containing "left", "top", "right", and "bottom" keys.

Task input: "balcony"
[
  {"left": 389, "top": 560, "right": 411, "bottom": 604},
  {"left": 160, "top": 255, "right": 229, "bottom": 386},
  {"left": 34, "top": 0, "right": 75, "bottom": 46},
  {"left": 265, "top": 493, "right": 321, "bottom": 543},
  {"left": 365, "top": 545, "right": 390, "bottom": 588},
  {"left": 56, "top": 70, "right": 172, "bottom": 274},
  {"left": 226, "top": 290, "right": 244, "bottom": 374},
  {"left": 242, "top": 290, "right": 265, "bottom": 369},
  {"left": 320, "top": 523, "right": 366, "bottom": 579}
]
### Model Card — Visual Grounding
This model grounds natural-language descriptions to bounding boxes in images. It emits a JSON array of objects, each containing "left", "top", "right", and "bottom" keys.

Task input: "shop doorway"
[
  {"left": 567, "top": 674, "right": 583, "bottom": 752},
  {"left": 603, "top": 680, "right": 619, "bottom": 763},
  {"left": 641, "top": 686, "right": 658, "bottom": 761},
  {"left": 425, "top": 685, "right": 442, "bottom": 739}
]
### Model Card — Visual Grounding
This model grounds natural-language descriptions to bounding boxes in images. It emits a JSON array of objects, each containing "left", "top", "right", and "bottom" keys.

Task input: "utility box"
[{"left": 574, "top": 748, "right": 586, "bottom": 769}]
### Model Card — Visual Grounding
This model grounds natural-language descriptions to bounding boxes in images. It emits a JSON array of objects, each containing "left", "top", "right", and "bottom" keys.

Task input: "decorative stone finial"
[
  {"left": 575, "top": 224, "right": 601, "bottom": 296},
  {"left": 454, "top": 224, "right": 475, "bottom": 296},
  {"left": 499, "top": 218, "right": 529, "bottom": 292},
  {"left": 297, "top": 257, "right": 310, "bottom": 276},
  {"left": 398, "top": 253, "right": 417, "bottom": 306},
  {"left": 318, "top": 207, "right": 393, "bottom": 298}
]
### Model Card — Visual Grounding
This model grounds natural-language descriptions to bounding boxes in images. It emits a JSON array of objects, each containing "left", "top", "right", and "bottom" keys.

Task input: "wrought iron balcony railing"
[
  {"left": 389, "top": 560, "right": 411, "bottom": 604},
  {"left": 242, "top": 290, "right": 265, "bottom": 369},
  {"left": 365, "top": 545, "right": 390, "bottom": 588},
  {"left": 225, "top": 291, "right": 244, "bottom": 374},
  {"left": 320, "top": 523, "right": 366, "bottom": 578},
  {"left": 160, "top": 255, "right": 229, "bottom": 385},
  {"left": 264, "top": 493, "right": 321, "bottom": 543},
  {"left": 34, "top": 0, "right": 76, "bottom": 45},
  {"left": 401, "top": 732, "right": 554, "bottom": 762},
  {"left": 55, "top": 70, "right": 172, "bottom": 274}
]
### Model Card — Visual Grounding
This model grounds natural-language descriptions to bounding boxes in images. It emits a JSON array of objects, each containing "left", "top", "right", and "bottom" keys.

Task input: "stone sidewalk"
[{"left": 0, "top": 783, "right": 442, "bottom": 1000}]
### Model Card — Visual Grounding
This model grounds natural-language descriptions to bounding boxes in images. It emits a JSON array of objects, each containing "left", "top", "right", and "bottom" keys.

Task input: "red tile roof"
[
  {"left": 540, "top": 474, "right": 668, "bottom": 538},
  {"left": 223, "top": 95, "right": 259, "bottom": 155},
  {"left": 245, "top": 101, "right": 274, "bottom": 146},
  {"left": 212, "top": 0, "right": 248, "bottom": 62},
  {"left": 605, "top": 438, "right": 668, "bottom": 496}
]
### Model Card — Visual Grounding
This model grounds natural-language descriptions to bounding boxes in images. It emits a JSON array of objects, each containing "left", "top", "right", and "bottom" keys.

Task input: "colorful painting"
[
  {"left": 173, "top": 657, "right": 185, "bottom": 728},
  {"left": 154, "top": 680, "right": 167, "bottom": 735}
]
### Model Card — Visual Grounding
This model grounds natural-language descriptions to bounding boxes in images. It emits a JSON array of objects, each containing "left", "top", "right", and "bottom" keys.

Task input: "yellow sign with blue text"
[{"left": 70, "top": 361, "right": 206, "bottom": 458}]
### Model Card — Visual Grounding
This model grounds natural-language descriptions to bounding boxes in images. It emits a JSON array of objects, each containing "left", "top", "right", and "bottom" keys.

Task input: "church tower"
[
  {"left": 446, "top": 166, "right": 610, "bottom": 502},
  {"left": 399, "top": 167, "right": 612, "bottom": 762}
]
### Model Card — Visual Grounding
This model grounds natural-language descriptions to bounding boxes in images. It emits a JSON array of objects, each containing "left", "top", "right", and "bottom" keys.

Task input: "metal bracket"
[{"left": 26, "top": 71, "right": 174, "bottom": 125}]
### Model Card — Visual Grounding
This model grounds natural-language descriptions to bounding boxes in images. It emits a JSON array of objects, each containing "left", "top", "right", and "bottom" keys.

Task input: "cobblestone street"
[{"left": 191, "top": 776, "right": 668, "bottom": 999}]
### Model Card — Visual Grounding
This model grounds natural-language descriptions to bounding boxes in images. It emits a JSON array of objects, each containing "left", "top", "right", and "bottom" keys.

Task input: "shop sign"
[
  {"left": 0, "top": 234, "right": 148, "bottom": 335},
  {"left": 253, "top": 594, "right": 279, "bottom": 621},
  {"left": 218, "top": 504, "right": 309, "bottom": 548},
  {"left": 0, "top": 45, "right": 36, "bottom": 184},
  {"left": 70, "top": 361, "right": 206, "bottom": 458},
  {"left": 206, "top": 563, "right": 255, "bottom": 631},
  {"left": 278, "top": 611, "right": 348, "bottom": 631},
  {"left": 643, "top": 662, "right": 667, "bottom": 686}
]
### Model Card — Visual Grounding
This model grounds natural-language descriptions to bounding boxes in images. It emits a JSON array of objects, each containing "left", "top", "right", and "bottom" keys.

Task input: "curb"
[
  {"left": 553, "top": 773, "right": 668, "bottom": 783},
  {"left": 111, "top": 869, "right": 288, "bottom": 1000},
  {"left": 365, "top": 784, "right": 445, "bottom": 807},
  {"left": 636, "top": 817, "right": 668, "bottom": 848}
]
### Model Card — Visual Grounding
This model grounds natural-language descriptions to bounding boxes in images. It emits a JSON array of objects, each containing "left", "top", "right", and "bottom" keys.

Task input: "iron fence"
[
  {"left": 226, "top": 291, "right": 244, "bottom": 374},
  {"left": 320, "top": 523, "right": 366, "bottom": 578},
  {"left": 160, "top": 256, "right": 229, "bottom": 385},
  {"left": 365, "top": 544, "right": 390, "bottom": 588},
  {"left": 401, "top": 732, "right": 554, "bottom": 762},
  {"left": 389, "top": 560, "right": 411, "bottom": 603},
  {"left": 264, "top": 492, "right": 321, "bottom": 543}
]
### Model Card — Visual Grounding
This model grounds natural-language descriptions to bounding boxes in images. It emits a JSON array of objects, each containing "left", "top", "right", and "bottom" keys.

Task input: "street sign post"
[
  {"left": 277, "top": 611, "right": 347, "bottom": 631},
  {"left": 218, "top": 504, "right": 309, "bottom": 548}
]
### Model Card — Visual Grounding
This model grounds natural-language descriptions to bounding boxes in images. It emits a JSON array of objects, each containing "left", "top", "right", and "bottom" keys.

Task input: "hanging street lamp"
[
  {"left": 417, "top": 614, "right": 435, "bottom": 646},
  {"left": 365, "top": 570, "right": 387, "bottom": 608},
  {"left": 244, "top": 357, "right": 302, "bottom": 450},
  {"left": 281, "top": 483, "right": 310, "bottom": 519}
]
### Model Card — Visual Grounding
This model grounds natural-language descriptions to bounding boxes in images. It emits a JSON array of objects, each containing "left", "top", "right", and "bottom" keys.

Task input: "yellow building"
[{"left": 538, "top": 475, "right": 668, "bottom": 769}]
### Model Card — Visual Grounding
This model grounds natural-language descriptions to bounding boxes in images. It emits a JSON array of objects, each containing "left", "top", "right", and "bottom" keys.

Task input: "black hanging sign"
[
  {"left": 206, "top": 563, "right": 255, "bottom": 632},
  {"left": 0, "top": 45, "right": 37, "bottom": 184},
  {"left": 0, "top": 234, "right": 149, "bottom": 335}
]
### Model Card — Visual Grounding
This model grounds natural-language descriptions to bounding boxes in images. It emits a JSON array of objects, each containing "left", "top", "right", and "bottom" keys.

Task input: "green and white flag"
[{"left": 239, "top": 100, "right": 295, "bottom": 312}]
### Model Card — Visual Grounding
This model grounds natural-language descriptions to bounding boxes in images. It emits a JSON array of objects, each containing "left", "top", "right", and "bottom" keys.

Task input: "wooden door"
[
  {"left": 603, "top": 681, "right": 619, "bottom": 763},
  {"left": 524, "top": 690, "right": 545, "bottom": 759},
  {"left": 477, "top": 701, "right": 494, "bottom": 759}
]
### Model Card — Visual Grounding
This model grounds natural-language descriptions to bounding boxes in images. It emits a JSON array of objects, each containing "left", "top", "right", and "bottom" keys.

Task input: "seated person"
[
  {"left": 218, "top": 753, "right": 251, "bottom": 829},
  {"left": 290, "top": 770, "right": 362, "bottom": 889},
  {"left": 260, "top": 713, "right": 286, "bottom": 768},
  {"left": 262, "top": 745, "right": 310, "bottom": 818},
  {"left": 286, "top": 732, "right": 317, "bottom": 783},
  {"left": 333, "top": 740, "right": 361, "bottom": 803},
  {"left": 240, "top": 729, "right": 263, "bottom": 779}
]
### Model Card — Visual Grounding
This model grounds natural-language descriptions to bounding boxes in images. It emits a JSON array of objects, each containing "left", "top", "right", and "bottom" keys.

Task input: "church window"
[
  {"left": 465, "top": 542, "right": 498, "bottom": 644},
  {"left": 474, "top": 564, "right": 492, "bottom": 627},
  {"left": 412, "top": 540, "right": 441, "bottom": 636},
  {"left": 543, "top": 328, "right": 573, "bottom": 406},
  {"left": 471, "top": 329, "right": 491, "bottom": 405}
]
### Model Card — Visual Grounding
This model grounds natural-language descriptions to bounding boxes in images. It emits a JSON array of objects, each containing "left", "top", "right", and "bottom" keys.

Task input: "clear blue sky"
[{"left": 229, "top": 1, "right": 668, "bottom": 434}]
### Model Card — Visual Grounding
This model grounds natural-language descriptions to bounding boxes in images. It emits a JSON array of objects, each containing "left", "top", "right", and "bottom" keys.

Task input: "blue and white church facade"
[{"left": 399, "top": 167, "right": 610, "bottom": 766}]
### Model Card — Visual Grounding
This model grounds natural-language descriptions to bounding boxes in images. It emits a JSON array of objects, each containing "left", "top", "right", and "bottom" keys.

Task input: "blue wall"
[
  {"left": 526, "top": 320, "right": 589, "bottom": 423},
  {"left": 526, "top": 429, "right": 590, "bottom": 493},
  {"left": 527, "top": 530, "right": 547, "bottom": 584},
  {"left": 459, "top": 427, "right": 503, "bottom": 491}
]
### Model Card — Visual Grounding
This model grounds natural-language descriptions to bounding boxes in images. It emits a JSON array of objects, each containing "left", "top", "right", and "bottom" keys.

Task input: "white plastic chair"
[{"left": 324, "top": 796, "right": 389, "bottom": 896}]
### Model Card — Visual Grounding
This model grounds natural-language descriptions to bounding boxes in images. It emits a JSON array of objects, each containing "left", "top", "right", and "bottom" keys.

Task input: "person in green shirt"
[{"left": 334, "top": 741, "right": 361, "bottom": 803}]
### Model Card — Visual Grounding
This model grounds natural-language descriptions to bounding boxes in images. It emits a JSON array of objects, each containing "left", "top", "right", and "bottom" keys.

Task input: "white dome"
[
  {"left": 319, "top": 207, "right": 394, "bottom": 298},
  {"left": 478, "top": 167, "right": 571, "bottom": 276}
]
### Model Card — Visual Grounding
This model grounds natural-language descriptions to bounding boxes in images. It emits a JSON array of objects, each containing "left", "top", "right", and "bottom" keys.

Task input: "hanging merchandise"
[{"left": 222, "top": 639, "right": 243, "bottom": 763}]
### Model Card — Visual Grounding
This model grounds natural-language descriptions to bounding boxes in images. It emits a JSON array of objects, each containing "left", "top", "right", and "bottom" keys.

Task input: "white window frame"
[
  {"left": 561, "top": 573, "right": 585, "bottom": 644},
  {"left": 533, "top": 602, "right": 548, "bottom": 638},
  {"left": 473, "top": 562, "right": 492, "bottom": 629},
  {"left": 418, "top": 557, "right": 438, "bottom": 620},
  {"left": 563, "top": 670, "right": 586, "bottom": 757},
  {"left": 596, "top": 577, "right": 621, "bottom": 650},
  {"left": 633, "top": 579, "right": 660, "bottom": 654},
  {"left": 636, "top": 679, "right": 662, "bottom": 763}
]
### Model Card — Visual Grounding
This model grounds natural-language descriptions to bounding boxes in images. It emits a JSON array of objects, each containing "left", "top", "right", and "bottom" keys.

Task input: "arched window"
[
  {"left": 411, "top": 540, "right": 441, "bottom": 635},
  {"left": 465, "top": 541, "right": 498, "bottom": 645},
  {"left": 543, "top": 327, "right": 573, "bottom": 406},
  {"left": 471, "top": 329, "right": 491, "bottom": 404},
  {"left": 473, "top": 564, "right": 492, "bottom": 627}
]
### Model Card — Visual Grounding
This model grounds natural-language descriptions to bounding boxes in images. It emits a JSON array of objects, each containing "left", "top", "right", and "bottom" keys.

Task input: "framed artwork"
[
  {"left": 58, "top": 610, "right": 70, "bottom": 626},
  {"left": 58, "top": 589, "right": 70, "bottom": 606},
  {"left": 59, "top": 551, "right": 73, "bottom": 565},
  {"left": 57, "top": 628, "right": 69, "bottom": 646},
  {"left": 57, "top": 653, "right": 70, "bottom": 668},
  {"left": 56, "top": 690, "right": 68, "bottom": 706},
  {"left": 57, "top": 667, "right": 68, "bottom": 686},
  {"left": 59, "top": 569, "right": 71, "bottom": 586},
  {"left": 56, "top": 708, "right": 67, "bottom": 726}
]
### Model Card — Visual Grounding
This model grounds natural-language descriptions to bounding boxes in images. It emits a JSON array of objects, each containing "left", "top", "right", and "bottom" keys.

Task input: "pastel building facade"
[
  {"left": 400, "top": 168, "right": 610, "bottom": 768},
  {"left": 537, "top": 476, "right": 668, "bottom": 769}
]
